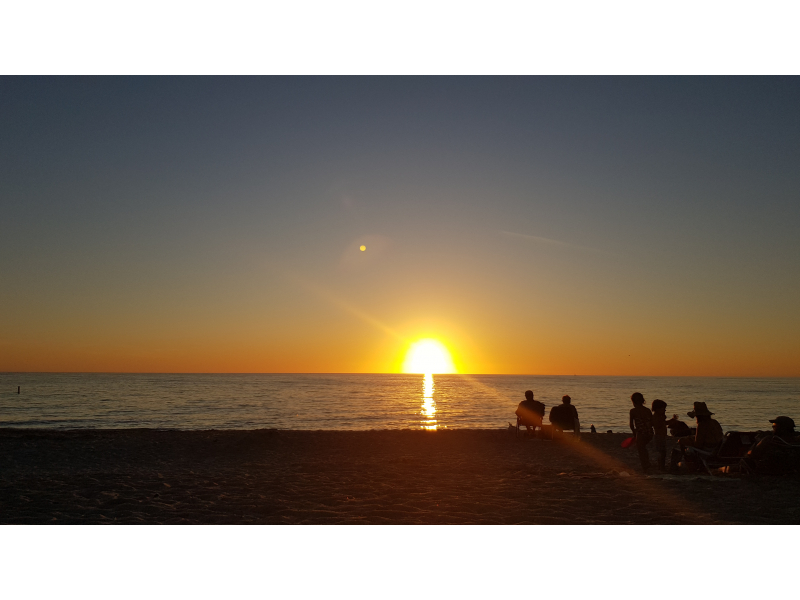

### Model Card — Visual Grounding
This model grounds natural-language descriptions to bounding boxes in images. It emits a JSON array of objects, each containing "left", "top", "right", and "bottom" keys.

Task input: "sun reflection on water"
[{"left": 421, "top": 373, "right": 437, "bottom": 430}]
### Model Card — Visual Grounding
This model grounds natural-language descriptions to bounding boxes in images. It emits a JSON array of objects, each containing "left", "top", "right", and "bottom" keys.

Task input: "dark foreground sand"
[{"left": 1, "top": 428, "right": 799, "bottom": 524}]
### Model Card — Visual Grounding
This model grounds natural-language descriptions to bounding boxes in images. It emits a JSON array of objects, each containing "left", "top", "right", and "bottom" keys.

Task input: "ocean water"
[{"left": 0, "top": 373, "right": 798, "bottom": 432}]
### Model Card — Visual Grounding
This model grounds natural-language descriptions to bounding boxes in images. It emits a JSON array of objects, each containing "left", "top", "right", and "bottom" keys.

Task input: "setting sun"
[{"left": 402, "top": 339, "right": 456, "bottom": 374}]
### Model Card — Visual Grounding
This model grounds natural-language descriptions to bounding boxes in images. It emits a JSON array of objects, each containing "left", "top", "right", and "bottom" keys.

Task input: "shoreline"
[{"left": 1, "top": 428, "right": 798, "bottom": 524}]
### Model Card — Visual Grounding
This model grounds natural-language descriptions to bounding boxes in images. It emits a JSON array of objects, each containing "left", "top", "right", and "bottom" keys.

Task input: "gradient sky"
[{"left": 1, "top": 77, "right": 799, "bottom": 375}]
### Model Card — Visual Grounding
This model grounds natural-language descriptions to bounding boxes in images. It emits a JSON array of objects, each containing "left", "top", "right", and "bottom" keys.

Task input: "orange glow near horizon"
[{"left": 2, "top": 221, "right": 797, "bottom": 377}]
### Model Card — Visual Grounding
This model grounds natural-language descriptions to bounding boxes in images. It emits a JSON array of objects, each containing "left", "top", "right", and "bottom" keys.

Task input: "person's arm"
[
  {"left": 747, "top": 436, "right": 771, "bottom": 460},
  {"left": 629, "top": 410, "right": 636, "bottom": 435}
]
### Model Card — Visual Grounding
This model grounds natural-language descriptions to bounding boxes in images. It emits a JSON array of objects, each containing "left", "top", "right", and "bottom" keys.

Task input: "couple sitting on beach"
[{"left": 516, "top": 391, "right": 580, "bottom": 437}]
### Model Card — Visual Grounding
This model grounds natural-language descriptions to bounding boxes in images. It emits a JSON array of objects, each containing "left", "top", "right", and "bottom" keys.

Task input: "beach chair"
[
  {"left": 698, "top": 431, "right": 759, "bottom": 474},
  {"left": 516, "top": 417, "right": 549, "bottom": 439},
  {"left": 549, "top": 417, "right": 580, "bottom": 440},
  {"left": 738, "top": 436, "right": 800, "bottom": 475}
]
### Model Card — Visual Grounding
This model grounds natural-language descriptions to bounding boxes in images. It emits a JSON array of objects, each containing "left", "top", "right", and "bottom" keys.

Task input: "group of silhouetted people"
[
  {"left": 515, "top": 389, "right": 799, "bottom": 475},
  {"left": 627, "top": 393, "right": 724, "bottom": 473},
  {"left": 628, "top": 392, "right": 799, "bottom": 474}
]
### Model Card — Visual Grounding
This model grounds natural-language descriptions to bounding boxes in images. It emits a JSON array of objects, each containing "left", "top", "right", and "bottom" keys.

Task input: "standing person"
[
  {"left": 549, "top": 395, "right": 580, "bottom": 436},
  {"left": 629, "top": 392, "right": 654, "bottom": 473},
  {"left": 651, "top": 399, "right": 668, "bottom": 471},
  {"left": 515, "top": 390, "right": 545, "bottom": 434}
]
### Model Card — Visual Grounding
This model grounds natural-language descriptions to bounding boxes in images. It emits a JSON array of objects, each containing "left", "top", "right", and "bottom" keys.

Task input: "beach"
[{"left": 1, "top": 428, "right": 798, "bottom": 524}]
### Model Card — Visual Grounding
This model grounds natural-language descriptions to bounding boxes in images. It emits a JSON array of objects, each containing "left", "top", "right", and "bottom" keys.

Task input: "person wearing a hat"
[
  {"left": 768, "top": 416, "right": 797, "bottom": 442},
  {"left": 679, "top": 402, "right": 724, "bottom": 453},
  {"left": 741, "top": 416, "right": 800, "bottom": 475}
]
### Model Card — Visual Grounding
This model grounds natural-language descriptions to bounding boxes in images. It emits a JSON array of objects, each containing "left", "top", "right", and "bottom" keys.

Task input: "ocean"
[{"left": 1, "top": 373, "right": 798, "bottom": 432}]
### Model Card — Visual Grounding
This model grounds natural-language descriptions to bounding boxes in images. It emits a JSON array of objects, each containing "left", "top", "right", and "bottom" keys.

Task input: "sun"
[{"left": 402, "top": 339, "right": 456, "bottom": 374}]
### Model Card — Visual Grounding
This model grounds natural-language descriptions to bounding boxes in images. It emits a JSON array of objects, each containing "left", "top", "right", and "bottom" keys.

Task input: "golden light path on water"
[{"left": 421, "top": 373, "right": 437, "bottom": 430}]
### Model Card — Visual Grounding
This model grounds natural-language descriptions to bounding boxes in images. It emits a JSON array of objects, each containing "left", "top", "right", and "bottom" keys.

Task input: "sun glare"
[{"left": 402, "top": 339, "right": 456, "bottom": 374}]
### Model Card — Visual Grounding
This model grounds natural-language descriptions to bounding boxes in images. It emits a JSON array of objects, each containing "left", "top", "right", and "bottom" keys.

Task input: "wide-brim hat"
[{"left": 687, "top": 401, "right": 714, "bottom": 418}]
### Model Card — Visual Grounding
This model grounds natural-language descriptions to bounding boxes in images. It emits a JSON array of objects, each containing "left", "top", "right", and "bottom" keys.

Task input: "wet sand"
[{"left": 1, "top": 428, "right": 798, "bottom": 524}]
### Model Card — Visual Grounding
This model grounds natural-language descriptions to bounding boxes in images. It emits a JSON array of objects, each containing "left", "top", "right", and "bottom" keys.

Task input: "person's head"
[
  {"left": 525, "top": 390, "right": 533, "bottom": 401},
  {"left": 631, "top": 392, "right": 645, "bottom": 407},
  {"left": 562, "top": 395, "right": 571, "bottom": 405},
  {"left": 770, "top": 416, "right": 795, "bottom": 436},
  {"left": 687, "top": 402, "right": 713, "bottom": 422},
  {"left": 652, "top": 399, "right": 667, "bottom": 413}
]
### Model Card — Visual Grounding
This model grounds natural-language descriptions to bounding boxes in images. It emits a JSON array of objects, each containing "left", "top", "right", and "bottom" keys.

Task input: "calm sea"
[{"left": 0, "top": 373, "right": 798, "bottom": 432}]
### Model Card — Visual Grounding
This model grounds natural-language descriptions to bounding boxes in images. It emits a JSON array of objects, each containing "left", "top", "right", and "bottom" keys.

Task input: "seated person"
[
  {"left": 515, "top": 390, "right": 545, "bottom": 432},
  {"left": 675, "top": 402, "right": 724, "bottom": 470},
  {"left": 679, "top": 402, "right": 723, "bottom": 452},
  {"left": 741, "top": 416, "right": 800, "bottom": 475},
  {"left": 766, "top": 416, "right": 798, "bottom": 443},
  {"left": 549, "top": 395, "right": 580, "bottom": 435}
]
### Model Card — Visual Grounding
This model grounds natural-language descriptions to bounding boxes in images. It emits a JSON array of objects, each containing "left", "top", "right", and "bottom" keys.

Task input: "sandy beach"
[{"left": 1, "top": 428, "right": 798, "bottom": 524}]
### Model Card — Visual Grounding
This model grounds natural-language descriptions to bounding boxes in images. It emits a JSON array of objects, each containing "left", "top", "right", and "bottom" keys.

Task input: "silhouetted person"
[
  {"left": 767, "top": 416, "right": 798, "bottom": 443},
  {"left": 672, "top": 402, "right": 725, "bottom": 471},
  {"left": 515, "top": 390, "right": 545, "bottom": 433},
  {"left": 651, "top": 399, "right": 668, "bottom": 471},
  {"left": 629, "top": 392, "right": 654, "bottom": 473},
  {"left": 679, "top": 402, "right": 723, "bottom": 452},
  {"left": 549, "top": 395, "right": 580, "bottom": 436},
  {"left": 742, "top": 416, "right": 800, "bottom": 475}
]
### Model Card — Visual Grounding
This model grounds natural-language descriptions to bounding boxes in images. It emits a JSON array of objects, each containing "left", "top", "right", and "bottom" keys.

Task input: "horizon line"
[{"left": 2, "top": 371, "right": 799, "bottom": 379}]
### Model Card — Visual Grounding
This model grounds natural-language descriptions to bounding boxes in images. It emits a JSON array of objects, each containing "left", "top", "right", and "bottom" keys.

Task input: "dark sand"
[{"left": 1, "top": 428, "right": 798, "bottom": 524}]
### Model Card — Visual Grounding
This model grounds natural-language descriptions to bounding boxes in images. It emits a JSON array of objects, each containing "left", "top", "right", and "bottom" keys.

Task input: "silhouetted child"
[
  {"left": 629, "top": 392, "right": 654, "bottom": 473},
  {"left": 651, "top": 399, "right": 668, "bottom": 471}
]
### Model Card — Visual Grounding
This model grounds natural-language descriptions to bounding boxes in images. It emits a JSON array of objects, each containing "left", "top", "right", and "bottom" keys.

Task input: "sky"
[{"left": 1, "top": 76, "right": 799, "bottom": 375}]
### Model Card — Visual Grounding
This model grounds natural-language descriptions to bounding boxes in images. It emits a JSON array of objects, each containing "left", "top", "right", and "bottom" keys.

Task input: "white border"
[
  {"left": 1, "top": 525, "right": 793, "bottom": 598},
  {"left": 1, "top": 1, "right": 799, "bottom": 74}
]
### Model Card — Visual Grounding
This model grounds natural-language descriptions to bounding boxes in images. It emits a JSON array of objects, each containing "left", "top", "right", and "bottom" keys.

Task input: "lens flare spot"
[{"left": 359, "top": 245, "right": 366, "bottom": 251}]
